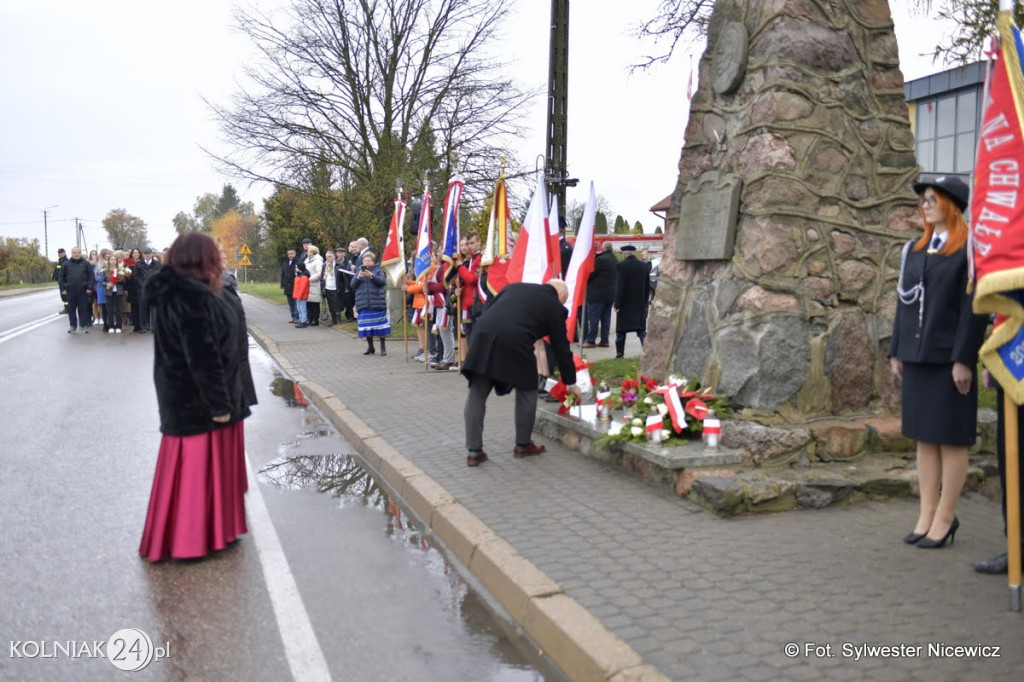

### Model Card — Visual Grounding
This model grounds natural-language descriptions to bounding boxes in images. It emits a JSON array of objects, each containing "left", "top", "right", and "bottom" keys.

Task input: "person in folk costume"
[
  {"left": 452, "top": 232, "right": 483, "bottom": 362},
  {"left": 402, "top": 247, "right": 437, "bottom": 360},
  {"left": 888, "top": 175, "right": 988, "bottom": 549},
  {"left": 351, "top": 251, "right": 391, "bottom": 355},
  {"left": 429, "top": 247, "right": 457, "bottom": 370}
]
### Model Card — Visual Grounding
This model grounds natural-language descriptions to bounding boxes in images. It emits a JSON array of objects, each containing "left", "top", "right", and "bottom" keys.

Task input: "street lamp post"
[{"left": 42, "top": 205, "right": 58, "bottom": 261}]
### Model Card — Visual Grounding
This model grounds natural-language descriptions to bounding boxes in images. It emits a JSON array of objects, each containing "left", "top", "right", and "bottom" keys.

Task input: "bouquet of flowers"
[{"left": 105, "top": 264, "right": 132, "bottom": 292}]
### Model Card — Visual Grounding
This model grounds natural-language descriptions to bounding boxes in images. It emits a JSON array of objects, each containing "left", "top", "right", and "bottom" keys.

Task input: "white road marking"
[
  {"left": 244, "top": 454, "right": 332, "bottom": 682},
  {"left": 0, "top": 314, "right": 61, "bottom": 344}
]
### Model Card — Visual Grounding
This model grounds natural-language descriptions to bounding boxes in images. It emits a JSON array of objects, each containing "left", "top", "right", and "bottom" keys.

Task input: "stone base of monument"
[{"left": 537, "top": 405, "right": 997, "bottom": 517}]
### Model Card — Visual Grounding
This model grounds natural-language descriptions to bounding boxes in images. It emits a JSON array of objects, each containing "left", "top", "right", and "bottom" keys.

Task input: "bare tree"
[
  {"left": 207, "top": 0, "right": 535, "bottom": 233},
  {"left": 633, "top": 1, "right": 1019, "bottom": 69}
]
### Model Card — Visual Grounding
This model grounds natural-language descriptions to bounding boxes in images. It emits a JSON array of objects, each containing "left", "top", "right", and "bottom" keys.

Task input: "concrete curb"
[{"left": 248, "top": 325, "right": 669, "bottom": 682}]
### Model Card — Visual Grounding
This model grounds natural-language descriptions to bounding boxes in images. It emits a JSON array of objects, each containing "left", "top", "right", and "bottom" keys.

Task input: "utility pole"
[
  {"left": 546, "top": 0, "right": 576, "bottom": 228},
  {"left": 42, "top": 205, "right": 57, "bottom": 261}
]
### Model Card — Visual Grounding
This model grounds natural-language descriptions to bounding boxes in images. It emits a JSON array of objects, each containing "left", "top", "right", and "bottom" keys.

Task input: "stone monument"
[{"left": 645, "top": 0, "right": 920, "bottom": 418}]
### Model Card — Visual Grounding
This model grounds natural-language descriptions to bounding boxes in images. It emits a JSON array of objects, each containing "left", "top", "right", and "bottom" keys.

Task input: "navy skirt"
[{"left": 901, "top": 361, "right": 978, "bottom": 447}]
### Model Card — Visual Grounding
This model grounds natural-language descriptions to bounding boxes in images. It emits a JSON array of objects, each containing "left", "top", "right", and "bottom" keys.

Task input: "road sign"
[
  {"left": 239, "top": 255, "right": 252, "bottom": 266},
  {"left": 240, "top": 244, "right": 253, "bottom": 255}
]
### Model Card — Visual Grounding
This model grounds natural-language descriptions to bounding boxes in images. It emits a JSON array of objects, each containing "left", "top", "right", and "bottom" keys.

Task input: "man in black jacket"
[
  {"left": 281, "top": 248, "right": 299, "bottom": 323},
  {"left": 614, "top": 245, "right": 653, "bottom": 358},
  {"left": 582, "top": 242, "right": 617, "bottom": 348},
  {"left": 461, "top": 280, "right": 581, "bottom": 467},
  {"left": 52, "top": 248, "right": 68, "bottom": 314},
  {"left": 57, "top": 247, "right": 94, "bottom": 333},
  {"left": 133, "top": 249, "right": 160, "bottom": 332}
]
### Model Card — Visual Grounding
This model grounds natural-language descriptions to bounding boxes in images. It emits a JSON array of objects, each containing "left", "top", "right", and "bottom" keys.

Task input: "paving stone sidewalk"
[{"left": 243, "top": 294, "right": 1022, "bottom": 681}]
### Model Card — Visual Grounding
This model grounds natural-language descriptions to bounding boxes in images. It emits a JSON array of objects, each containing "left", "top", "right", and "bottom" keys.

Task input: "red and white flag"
[
  {"left": 506, "top": 172, "right": 550, "bottom": 284},
  {"left": 547, "top": 195, "right": 562, "bottom": 279},
  {"left": 653, "top": 376, "right": 687, "bottom": 434},
  {"left": 381, "top": 198, "right": 407, "bottom": 286},
  {"left": 563, "top": 181, "right": 597, "bottom": 341}
]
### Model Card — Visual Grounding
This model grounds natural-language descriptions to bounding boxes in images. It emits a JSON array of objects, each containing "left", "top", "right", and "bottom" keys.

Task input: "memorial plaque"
[{"left": 676, "top": 174, "right": 742, "bottom": 260}]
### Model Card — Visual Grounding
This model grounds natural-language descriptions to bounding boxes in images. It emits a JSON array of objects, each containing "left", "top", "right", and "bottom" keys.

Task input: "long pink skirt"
[{"left": 139, "top": 422, "right": 248, "bottom": 562}]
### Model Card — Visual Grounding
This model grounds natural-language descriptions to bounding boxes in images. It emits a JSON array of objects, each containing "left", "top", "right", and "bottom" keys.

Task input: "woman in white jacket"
[{"left": 305, "top": 246, "right": 324, "bottom": 326}]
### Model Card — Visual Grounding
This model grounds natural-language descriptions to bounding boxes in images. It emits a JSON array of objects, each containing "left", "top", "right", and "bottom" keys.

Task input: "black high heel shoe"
[
  {"left": 903, "top": 531, "right": 926, "bottom": 545},
  {"left": 916, "top": 517, "right": 959, "bottom": 549}
]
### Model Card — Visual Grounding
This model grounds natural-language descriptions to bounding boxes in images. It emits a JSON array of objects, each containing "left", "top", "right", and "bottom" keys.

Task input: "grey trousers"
[{"left": 464, "top": 373, "right": 538, "bottom": 452}]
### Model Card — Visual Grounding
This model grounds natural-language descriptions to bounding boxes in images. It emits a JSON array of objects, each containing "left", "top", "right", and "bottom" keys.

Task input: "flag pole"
[
  {"left": 397, "top": 179, "right": 409, "bottom": 361},
  {"left": 1006, "top": 391, "right": 1022, "bottom": 612}
]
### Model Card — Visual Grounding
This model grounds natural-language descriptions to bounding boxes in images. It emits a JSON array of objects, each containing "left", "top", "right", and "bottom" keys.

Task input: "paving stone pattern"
[{"left": 244, "top": 295, "right": 1023, "bottom": 681}]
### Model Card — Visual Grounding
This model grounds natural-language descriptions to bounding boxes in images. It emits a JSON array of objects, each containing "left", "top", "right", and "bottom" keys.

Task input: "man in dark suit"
[
  {"left": 281, "top": 248, "right": 299, "bottom": 323},
  {"left": 133, "top": 248, "right": 160, "bottom": 333},
  {"left": 461, "top": 280, "right": 581, "bottom": 467},
  {"left": 582, "top": 241, "right": 617, "bottom": 348},
  {"left": 613, "top": 244, "right": 653, "bottom": 358}
]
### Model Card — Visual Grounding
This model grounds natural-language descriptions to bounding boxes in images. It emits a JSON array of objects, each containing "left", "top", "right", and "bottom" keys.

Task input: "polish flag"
[
  {"left": 547, "top": 196, "right": 562, "bottom": 279},
  {"left": 563, "top": 182, "right": 597, "bottom": 341},
  {"left": 505, "top": 172, "right": 550, "bottom": 284}
]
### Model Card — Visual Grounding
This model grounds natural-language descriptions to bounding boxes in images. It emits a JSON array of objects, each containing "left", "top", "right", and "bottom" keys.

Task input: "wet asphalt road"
[{"left": 0, "top": 289, "right": 554, "bottom": 681}]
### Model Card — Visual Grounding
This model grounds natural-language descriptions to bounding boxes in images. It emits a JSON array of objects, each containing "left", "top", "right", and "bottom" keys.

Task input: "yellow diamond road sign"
[
  {"left": 240, "top": 244, "right": 252, "bottom": 255},
  {"left": 239, "top": 255, "right": 252, "bottom": 266}
]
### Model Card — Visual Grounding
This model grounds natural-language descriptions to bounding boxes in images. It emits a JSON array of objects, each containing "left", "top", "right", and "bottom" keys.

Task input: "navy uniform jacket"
[{"left": 888, "top": 243, "right": 987, "bottom": 366}]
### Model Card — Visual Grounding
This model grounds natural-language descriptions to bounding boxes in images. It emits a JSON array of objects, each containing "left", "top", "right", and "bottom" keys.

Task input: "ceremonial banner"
[
  {"left": 440, "top": 175, "right": 465, "bottom": 266},
  {"left": 414, "top": 189, "right": 432, "bottom": 278},
  {"left": 973, "top": 14, "right": 1024, "bottom": 404},
  {"left": 381, "top": 198, "right": 407, "bottom": 286},
  {"left": 563, "top": 181, "right": 597, "bottom": 341},
  {"left": 547, "top": 196, "right": 562, "bottom": 280}
]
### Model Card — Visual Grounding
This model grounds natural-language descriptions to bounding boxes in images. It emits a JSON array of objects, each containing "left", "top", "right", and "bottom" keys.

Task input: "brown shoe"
[
  {"left": 513, "top": 442, "right": 546, "bottom": 458},
  {"left": 435, "top": 362, "right": 452, "bottom": 371},
  {"left": 581, "top": 342, "right": 596, "bottom": 348},
  {"left": 597, "top": 342, "right": 610, "bottom": 347},
  {"left": 467, "top": 451, "right": 488, "bottom": 467}
]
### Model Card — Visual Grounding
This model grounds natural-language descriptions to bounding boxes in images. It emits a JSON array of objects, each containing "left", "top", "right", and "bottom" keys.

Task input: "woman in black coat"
[
  {"left": 889, "top": 176, "right": 988, "bottom": 549},
  {"left": 139, "top": 232, "right": 256, "bottom": 562}
]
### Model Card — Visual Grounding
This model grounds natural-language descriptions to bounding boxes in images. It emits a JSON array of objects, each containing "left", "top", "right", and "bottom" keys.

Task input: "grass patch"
[
  {"left": 582, "top": 356, "right": 644, "bottom": 387},
  {"left": 238, "top": 281, "right": 283, "bottom": 303}
]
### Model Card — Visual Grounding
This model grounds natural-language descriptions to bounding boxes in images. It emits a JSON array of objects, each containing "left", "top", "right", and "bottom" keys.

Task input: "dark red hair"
[{"left": 167, "top": 232, "right": 223, "bottom": 292}]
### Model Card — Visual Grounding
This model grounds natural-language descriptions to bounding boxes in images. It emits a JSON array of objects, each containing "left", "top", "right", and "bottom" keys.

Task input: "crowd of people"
[
  {"left": 53, "top": 245, "right": 162, "bottom": 334},
  {"left": 279, "top": 233, "right": 657, "bottom": 368}
]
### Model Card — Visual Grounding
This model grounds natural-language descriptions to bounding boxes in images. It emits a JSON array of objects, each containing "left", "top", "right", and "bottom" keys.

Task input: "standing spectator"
[
  {"left": 138, "top": 232, "right": 255, "bottom": 562},
  {"left": 402, "top": 249, "right": 436, "bottom": 359},
  {"left": 52, "top": 248, "right": 68, "bottom": 314},
  {"left": 613, "top": 245, "right": 652, "bottom": 358},
  {"left": 429, "top": 248, "right": 456, "bottom": 370},
  {"left": 133, "top": 248, "right": 160, "bottom": 333},
  {"left": 323, "top": 250, "right": 342, "bottom": 326},
  {"left": 281, "top": 248, "right": 299, "bottom": 323},
  {"left": 58, "top": 247, "right": 94, "bottom": 333},
  {"left": 304, "top": 245, "right": 324, "bottom": 326},
  {"left": 297, "top": 237, "right": 313, "bottom": 264},
  {"left": 889, "top": 176, "right": 988, "bottom": 549},
  {"left": 336, "top": 246, "right": 355, "bottom": 320},
  {"left": 89, "top": 251, "right": 104, "bottom": 326},
  {"left": 460, "top": 280, "right": 580, "bottom": 467},
  {"left": 293, "top": 258, "right": 311, "bottom": 328},
  {"left": 101, "top": 254, "right": 126, "bottom": 333},
  {"left": 124, "top": 248, "right": 142, "bottom": 330},
  {"left": 582, "top": 242, "right": 617, "bottom": 348},
  {"left": 351, "top": 252, "right": 390, "bottom": 355}
]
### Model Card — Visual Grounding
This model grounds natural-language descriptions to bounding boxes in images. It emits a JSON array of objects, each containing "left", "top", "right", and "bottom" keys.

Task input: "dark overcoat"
[
  {"left": 888, "top": 243, "right": 987, "bottom": 366},
  {"left": 280, "top": 256, "right": 297, "bottom": 293},
  {"left": 614, "top": 255, "right": 652, "bottom": 333},
  {"left": 461, "top": 283, "right": 577, "bottom": 393},
  {"left": 351, "top": 264, "right": 387, "bottom": 311},
  {"left": 586, "top": 250, "right": 618, "bottom": 303},
  {"left": 145, "top": 267, "right": 255, "bottom": 436}
]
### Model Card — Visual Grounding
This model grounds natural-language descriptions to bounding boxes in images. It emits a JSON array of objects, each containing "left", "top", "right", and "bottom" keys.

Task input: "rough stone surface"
[
  {"left": 721, "top": 421, "right": 811, "bottom": 463},
  {"left": 796, "top": 477, "right": 855, "bottom": 509},
  {"left": 809, "top": 420, "right": 870, "bottom": 460},
  {"left": 690, "top": 476, "right": 745, "bottom": 514},
  {"left": 645, "top": 0, "right": 918, "bottom": 421}
]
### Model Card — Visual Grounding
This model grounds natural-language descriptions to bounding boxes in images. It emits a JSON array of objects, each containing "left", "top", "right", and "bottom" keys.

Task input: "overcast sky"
[{"left": 1, "top": 1, "right": 955, "bottom": 259}]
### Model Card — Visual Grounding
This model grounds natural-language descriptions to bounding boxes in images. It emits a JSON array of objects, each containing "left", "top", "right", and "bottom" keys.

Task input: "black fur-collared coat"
[{"left": 145, "top": 267, "right": 255, "bottom": 436}]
